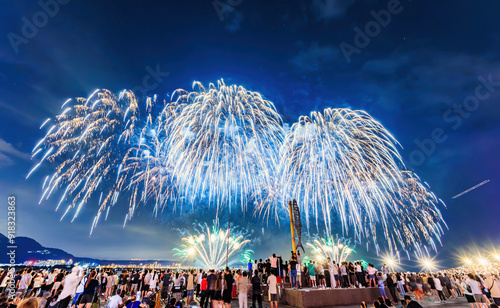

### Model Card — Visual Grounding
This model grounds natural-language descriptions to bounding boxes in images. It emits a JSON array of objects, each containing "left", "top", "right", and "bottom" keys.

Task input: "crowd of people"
[{"left": 0, "top": 252, "right": 499, "bottom": 308}]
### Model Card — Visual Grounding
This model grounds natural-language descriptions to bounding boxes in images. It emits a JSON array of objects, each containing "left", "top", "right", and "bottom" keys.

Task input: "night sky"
[{"left": 0, "top": 0, "right": 499, "bottom": 269}]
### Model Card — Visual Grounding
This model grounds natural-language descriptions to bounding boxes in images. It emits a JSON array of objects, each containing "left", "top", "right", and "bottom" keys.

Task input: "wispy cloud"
[
  {"left": 224, "top": 10, "right": 244, "bottom": 33},
  {"left": 290, "top": 42, "right": 343, "bottom": 72},
  {"left": 311, "top": 0, "right": 355, "bottom": 21},
  {"left": 0, "top": 138, "right": 31, "bottom": 167}
]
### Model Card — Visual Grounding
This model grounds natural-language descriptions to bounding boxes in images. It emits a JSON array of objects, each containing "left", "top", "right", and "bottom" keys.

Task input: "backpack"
[{"left": 466, "top": 284, "right": 472, "bottom": 294}]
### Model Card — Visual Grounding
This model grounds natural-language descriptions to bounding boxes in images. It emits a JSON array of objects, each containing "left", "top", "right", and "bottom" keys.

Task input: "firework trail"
[
  {"left": 173, "top": 221, "right": 251, "bottom": 269},
  {"left": 29, "top": 80, "right": 446, "bottom": 255}
]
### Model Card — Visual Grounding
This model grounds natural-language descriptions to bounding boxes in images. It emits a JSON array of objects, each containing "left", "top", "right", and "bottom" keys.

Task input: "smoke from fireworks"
[{"left": 29, "top": 79, "right": 446, "bottom": 255}]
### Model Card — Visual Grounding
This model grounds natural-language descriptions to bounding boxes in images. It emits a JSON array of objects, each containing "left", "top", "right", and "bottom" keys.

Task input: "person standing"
[
  {"left": 327, "top": 258, "right": 335, "bottom": 288},
  {"left": 57, "top": 267, "right": 81, "bottom": 308},
  {"left": 171, "top": 273, "right": 184, "bottom": 303},
  {"left": 396, "top": 273, "right": 405, "bottom": 297},
  {"left": 316, "top": 262, "right": 325, "bottom": 288},
  {"left": 356, "top": 262, "right": 366, "bottom": 287},
  {"left": 332, "top": 261, "right": 340, "bottom": 288},
  {"left": 307, "top": 261, "right": 317, "bottom": 288},
  {"left": 386, "top": 274, "right": 398, "bottom": 304},
  {"left": 105, "top": 272, "right": 115, "bottom": 300},
  {"left": 78, "top": 271, "right": 98, "bottom": 308},
  {"left": 18, "top": 269, "right": 33, "bottom": 298},
  {"left": 196, "top": 269, "right": 204, "bottom": 299},
  {"left": 381, "top": 264, "right": 389, "bottom": 280},
  {"left": 467, "top": 274, "right": 489, "bottom": 308},
  {"left": 29, "top": 273, "right": 43, "bottom": 298},
  {"left": 377, "top": 273, "right": 387, "bottom": 301},
  {"left": 367, "top": 264, "right": 377, "bottom": 288},
  {"left": 141, "top": 270, "right": 151, "bottom": 300},
  {"left": 461, "top": 277, "right": 477, "bottom": 308},
  {"left": 296, "top": 261, "right": 302, "bottom": 289},
  {"left": 433, "top": 275, "right": 446, "bottom": 303},
  {"left": 413, "top": 275, "right": 425, "bottom": 302},
  {"left": 443, "top": 273, "right": 456, "bottom": 298},
  {"left": 130, "top": 271, "right": 140, "bottom": 296},
  {"left": 161, "top": 270, "right": 172, "bottom": 298},
  {"left": 252, "top": 260, "right": 258, "bottom": 274},
  {"left": 257, "top": 260, "right": 264, "bottom": 282},
  {"left": 289, "top": 258, "right": 298, "bottom": 288},
  {"left": 265, "top": 260, "right": 272, "bottom": 282},
  {"left": 251, "top": 270, "right": 262, "bottom": 308},
  {"left": 185, "top": 270, "right": 195, "bottom": 306},
  {"left": 267, "top": 270, "right": 278, "bottom": 308},
  {"left": 340, "top": 262, "right": 349, "bottom": 288},
  {"left": 222, "top": 268, "right": 233, "bottom": 308},
  {"left": 199, "top": 273, "right": 208, "bottom": 308},
  {"left": 485, "top": 273, "right": 500, "bottom": 305},
  {"left": 282, "top": 260, "right": 288, "bottom": 283},
  {"left": 296, "top": 252, "right": 302, "bottom": 267},
  {"left": 53, "top": 270, "right": 65, "bottom": 296},
  {"left": 348, "top": 262, "right": 357, "bottom": 288},
  {"left": 205, "top": 270, "right": 217, "bottom": 308},
  {"left": 237, "top": 271, "right": 250, "bottom": 308}
]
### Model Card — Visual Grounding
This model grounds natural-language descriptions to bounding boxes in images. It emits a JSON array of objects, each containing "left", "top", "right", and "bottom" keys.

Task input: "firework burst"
[
  {"left": 270, "top": 108, "right": 445, "bottom": 256},
  {"left": 163, "top": 80, "right": 284, "bottom": 212},
  {"left": 306, "top": 236, "right": 354, "bottom": 264},
  {"left": 173, "top": 222, "right": 251, "bottom": 269},
  {"left": 29, "top": 80, "right": 446, "bottom": 256},
  {"left": 27, "top": 90, "right": 162, "bottom": 233}
]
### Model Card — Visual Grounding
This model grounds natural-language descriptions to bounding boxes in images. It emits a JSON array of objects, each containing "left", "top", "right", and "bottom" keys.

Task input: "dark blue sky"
[{"left": 0, "top": 0, "right": 499, "bottom": 269}]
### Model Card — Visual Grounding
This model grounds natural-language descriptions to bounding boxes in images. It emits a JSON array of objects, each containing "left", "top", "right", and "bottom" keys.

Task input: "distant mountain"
[
  {"left": 0, "top": 233, "right": 175, "bottom": 266},
  {"left": 0, "top": 233, "right": 75, "bottom": 263}
]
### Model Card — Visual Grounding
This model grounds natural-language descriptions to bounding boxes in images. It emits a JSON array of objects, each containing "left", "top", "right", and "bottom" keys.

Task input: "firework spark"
[
  {"left": 173, "top": 223, "right": 250, "bottom": 269},
  {"left": 240, "top": 249, "right": 254, "bottom": 264},
  {"left": 269, "top": 109, "right": 446, "bottom": 256},
  {"left": 163, "top": 81, "right": 284, "bottom": 212},
  {"left": 29, "top": 80, "right": 446, "bottom": 255},
  {"left": 27, "top": 89, "right": 159, "bottom": 233},
  {"left": 306, "top": 236, "right": 354, "bottom": 264}
]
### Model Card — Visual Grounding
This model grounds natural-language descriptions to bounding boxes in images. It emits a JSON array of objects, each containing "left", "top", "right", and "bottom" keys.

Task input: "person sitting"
[
  {"left": 166, "top": 298, "right": 182, "bottom": 308},
  {"left": 125, "top": 296, "right": 143, "bottom": 308},
  {"left": 404, "top": 295, "right": 423, "bottom": 308},
  {"left": 377, "top": 297, "right": 388, "bottom": 308},
  {"left": 384, "top": 298, "right": 395, "bottom": 308}
]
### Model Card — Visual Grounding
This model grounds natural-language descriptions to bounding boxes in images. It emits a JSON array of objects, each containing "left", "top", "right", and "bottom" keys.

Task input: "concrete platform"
[{"left": 280, "top": 287, "right": 389, "bottom": 307}]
